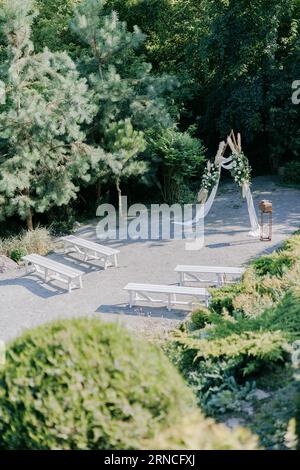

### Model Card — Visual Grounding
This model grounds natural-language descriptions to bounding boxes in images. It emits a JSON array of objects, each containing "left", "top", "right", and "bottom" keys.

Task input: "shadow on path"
[
  {"left": 96, "top": 303, "right": 188, "bottom": 320},
  {"left": 0, "top": 275, "right": 67, "bottom": 299}
]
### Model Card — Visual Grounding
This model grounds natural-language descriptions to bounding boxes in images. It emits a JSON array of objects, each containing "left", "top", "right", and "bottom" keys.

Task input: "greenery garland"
[
  {"left": 200, "top": 162, "right": 220, "bottom": 192},
  {"left": 230, "top": 151, "right": 252, "bottom": 187}
]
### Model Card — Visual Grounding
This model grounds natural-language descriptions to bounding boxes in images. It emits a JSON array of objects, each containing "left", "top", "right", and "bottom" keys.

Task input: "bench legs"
[
  {"left": 127, "top": 291, "right": 210, "bottom": 311},
  {"left": 114, "top": 254, "right": 118, "bottom": 268},
  {"left": 64, "top": 242, "right": 118, "bottom": 270},
  {"left": 24, "top": 261, "right": 82, "bottom": 293},
  {"left": 179, "top": 272, "right": 233, "bottom": 287},
  {"left": 129, "top": 290, "right": 135, "bottom": 308}
]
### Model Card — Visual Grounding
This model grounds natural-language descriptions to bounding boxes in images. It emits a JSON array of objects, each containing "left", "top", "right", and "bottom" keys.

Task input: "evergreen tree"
[
  {"left": 71, "top": 0, "right": 176, "bottom": 210},
  {"left": 0, "top": 0, "right": 101, "bottom": 230},
  {"left": 105, "top": 118, "right": 146, "bottom": 215}
]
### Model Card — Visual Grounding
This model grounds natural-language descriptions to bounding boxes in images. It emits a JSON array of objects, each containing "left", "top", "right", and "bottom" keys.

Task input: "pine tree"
[
  {"left": 0, "top": 0, "right": 101, "bottom": 230},
  {"left": 106, "top": 119, "right": 146, "bottom": 215},
  {"left": 71, "top": 0, "right": 175, "bottom": 211}
]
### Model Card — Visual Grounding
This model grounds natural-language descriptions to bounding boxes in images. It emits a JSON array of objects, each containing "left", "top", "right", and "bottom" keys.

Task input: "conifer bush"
[
  {"left": 0, "top": 319, "right": 194, "bottom": 450},
  {"left": 145, "top": 412, "right": 259, "bottom": 450}
]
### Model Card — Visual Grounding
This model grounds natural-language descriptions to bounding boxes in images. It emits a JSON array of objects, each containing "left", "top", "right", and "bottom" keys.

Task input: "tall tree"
[
  {"left": 0, "top": 0, "right": 101, "bottom": 230},
  {"left": 108, "top": 0, "right": 300, "bottom": 171},
  {"left": 71, "top": 0, "right": 176, "bottom": 209}
]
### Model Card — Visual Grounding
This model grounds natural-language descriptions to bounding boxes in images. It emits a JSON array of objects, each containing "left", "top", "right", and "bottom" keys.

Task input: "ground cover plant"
[{"left": 166, "top": 230, "right": 300, "bottom": 449}]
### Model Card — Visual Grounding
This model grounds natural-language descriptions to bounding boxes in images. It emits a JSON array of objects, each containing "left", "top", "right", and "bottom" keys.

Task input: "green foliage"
[
  {"left": 167, "top": 232, "right": 300, "bottom": 420},
  {"left": 148, "top": 126, "right": 206, "bottom": 203},
  {"left": 71, "top": 0, "right": 176, "bottom": 207},
  {"left": 145, "top": 411, "right": 259, "bottom": 450},
  {"left": 174, "top": 331, "right": 287, "bottom": 373},
  {"left": 209, "top": 283, "right": 244, "bottom": 315},
  {"left": 190, "top": 307, "right": 212, "bottom": 330},
  {"left": 9, "top": 247, "right": 27, "bottom": 263},
  {"left": 0, "top": 318, "right": 194, "bottom": 450},
  {"left": 290, "top": 339, "right": 300, "bottom": 449},
  {"left": 0, "top": 0, "right": 101, "bottom": 230},
  {"left": 32, "top": 0, "right": 81, "bottom": 54},
  {"left": 252, "top": 253, "right": 296, "bottom": 278},
  {"left": 105, "top": 118, "right": 147, "bottom": 211},
  {"left": 107, "top": 0, "right": 300, "bottom": 170},
  {"left": 283, "top": 161, "right": 300, "bottom": 186},
  {"left": 249, "top": 376, "right": 298, "bottom": 450},
  {"left": 49, "top": 214, "right": 76, "bottom": 237}
]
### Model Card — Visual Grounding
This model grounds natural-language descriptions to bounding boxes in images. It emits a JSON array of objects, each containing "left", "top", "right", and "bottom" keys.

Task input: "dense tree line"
[{"left": 0, "top": 0, "right": 299, "bottom": 230}]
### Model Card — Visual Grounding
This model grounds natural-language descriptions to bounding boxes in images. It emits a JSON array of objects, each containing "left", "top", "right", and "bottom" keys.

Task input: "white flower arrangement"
[
  {"left": 230, "top": 151, "right": 251, "bottom": 187},
  {"left": 200, "top": 161, "right": 220, "bottom": 192}
]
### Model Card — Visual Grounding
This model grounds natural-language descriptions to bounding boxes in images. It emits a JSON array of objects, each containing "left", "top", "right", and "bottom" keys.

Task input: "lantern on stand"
[{"left": 259, "top": 200, "right": 272, "bottom": 241}]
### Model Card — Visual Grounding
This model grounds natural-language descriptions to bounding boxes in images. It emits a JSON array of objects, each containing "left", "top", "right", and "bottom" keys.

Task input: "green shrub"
[
  {"left": 198, "top": 288, "right": 300, "bottom": 341},
  {"left": 9, "top": 246, "right": 27, "bottom": 263},
  {"left": 166, "top": 327, "right": 288, "bottom": 415},
  {"left": 209, "top": 284, "right": 244, "bottom": 315},
  {"left": 260, "top": 289, "right": 300, "bottom": 336},
  {"left": 252, "top": 253, "right": 295, "bottom": 278},
  {"left": 281, "top": 233, "right": 300, "bottom": 254},
  {"left": 49, "top": 218, "right": 75, "bottom": 237},
  {"left": 283, "top": 161, "right": 300, "bottom": 186},
  {"left": 145, "top": 412, "right": 259, "bottom": 450},
  {"left": 0, "top": 319, "right": 194, "bottom": 450},
  {"left": 190, "top": 308, "right": 213, "bottom": 329}
]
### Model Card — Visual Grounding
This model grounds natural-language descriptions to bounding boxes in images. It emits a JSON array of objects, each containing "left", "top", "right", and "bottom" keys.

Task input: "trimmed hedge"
[{"left": 0, "top": 319, "right": 194, "bottom": 450}]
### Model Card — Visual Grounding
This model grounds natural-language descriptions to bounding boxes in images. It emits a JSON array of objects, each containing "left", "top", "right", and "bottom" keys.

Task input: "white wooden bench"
[
  {"left": 61, "top": 235, "right": 119, "bottom": 269},
  {"left": 175, "top": 265, "right": 245, "bottom": 287},
  {"left": 23, "top": 254, "right": 83, "bottom": 293},
  {"left": 124, "top": 283, "right": 210, "bottom": 311}
]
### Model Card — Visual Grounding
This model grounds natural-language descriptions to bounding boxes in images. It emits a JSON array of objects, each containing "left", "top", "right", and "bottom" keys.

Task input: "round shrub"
[
  {"left": 9, "top": 246, "right": 27, "bottom": 263},
  {"left": 190, "top": 308, "right": 212, "bottom": 329},
  {"left": 209, "top": 284, "right": 243, "bottom": 315},
  {"left": 0, "top": 319, "right": 194, "bottom": 450}
]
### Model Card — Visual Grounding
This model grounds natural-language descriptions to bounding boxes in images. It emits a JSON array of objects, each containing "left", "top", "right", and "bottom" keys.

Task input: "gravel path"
[{"left": 0, "top": 176, "right": 299, "bottom": 343}]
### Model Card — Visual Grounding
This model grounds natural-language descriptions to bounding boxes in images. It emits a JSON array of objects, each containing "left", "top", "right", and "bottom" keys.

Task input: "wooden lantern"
[{"left": 259, "top": 200, "right": 272, "bottom": 241}]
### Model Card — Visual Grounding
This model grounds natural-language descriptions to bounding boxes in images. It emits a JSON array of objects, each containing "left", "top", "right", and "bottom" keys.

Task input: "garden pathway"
[{"left": 0, "top": 176, "right": 299, "bottom": 342}]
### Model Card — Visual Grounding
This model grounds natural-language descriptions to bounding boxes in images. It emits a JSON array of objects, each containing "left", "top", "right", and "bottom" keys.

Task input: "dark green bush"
[
  {"left": 49, "top": 217, "right": 75, "bottom": 237},
  {"left": 252, "top": 253, "right": 295, "bottom": 278},
  {"left": 209, "top": 284, "right": 243, "bottom": 315},
  {"left": 0, "top": 319, "right": 194, "bottom": 450},
  {"left": 9, "top": 246, "right": 27, "bottom": 263},
  {"left": 284, "top": 161, "right": 300, "bottom": 186},
  {"left": 190, "top": 308, "right": 212, "bottom": 329},
  {"left": 261, "top": 289, "right": 300, "bottom": 336}
]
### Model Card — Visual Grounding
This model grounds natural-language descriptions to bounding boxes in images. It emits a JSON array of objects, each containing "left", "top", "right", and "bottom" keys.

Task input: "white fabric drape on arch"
[{"left": 174, "top": 149, "right": 260, "bottom": 237}]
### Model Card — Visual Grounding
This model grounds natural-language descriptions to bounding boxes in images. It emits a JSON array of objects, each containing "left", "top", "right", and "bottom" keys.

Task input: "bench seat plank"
[
  {"left": 124, "top": 282, "right": 210, "bottom": 311},
  {"left": 175, "top": 265, "right": 245, "bottom": 275},
  {"left": 62, "top": 236, "right": 119, "bottom": 268},
  {"left": 23, "top": 254, "right": 83, "bottom": 292},
  {"left": 175, "top": 265, "right": 245, "bottom": 286}
]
